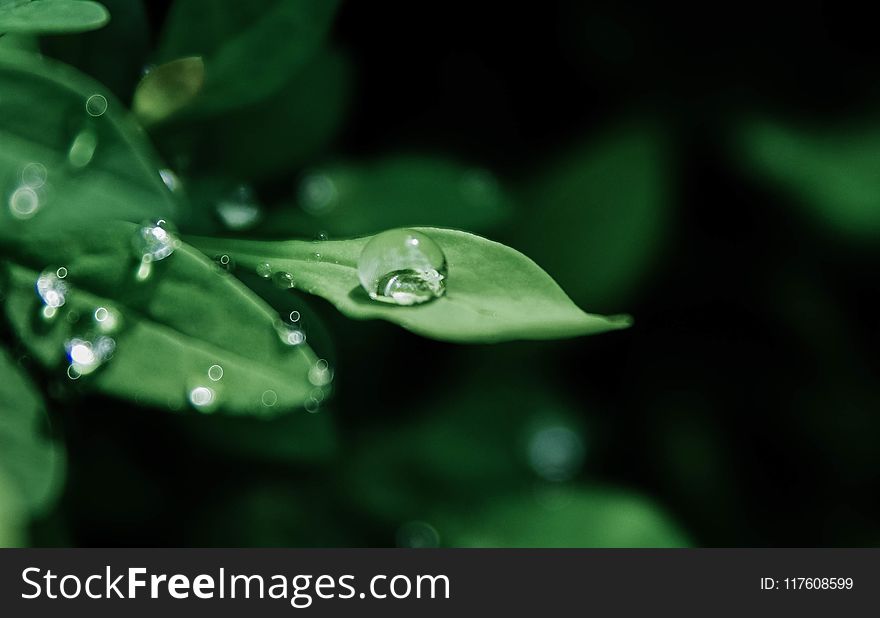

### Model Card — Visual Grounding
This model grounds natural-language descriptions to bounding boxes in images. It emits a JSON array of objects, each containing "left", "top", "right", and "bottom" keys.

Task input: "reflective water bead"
[
  {"left": 272, "top": 271, "right": 295, "bottom": 289},
  {"left": 8, "top": 185, "right": 40, "bottom": 220},
  {"left": 357, "top": 229, "right": 447, "bottom": 305},
  {"left": 85, "top": 93, "right": 108, "bottom": 117},
  {"left": 208, "top": 364, "right": 224, "bottom": 381},
  {"left": 256, "top": 262, "right": 272, "bottom": 278},
  {"left": 133, "top": 221, "right": 176, "bottom": 262},
  {"left": 188, "top": 385, "right": 217, "bottom": 412},
  {"left": 216, "top": 185, "right": 261, "bottom": 231},
  {"left": 36, "top": 270, "right": 68, "bottom": 308}
]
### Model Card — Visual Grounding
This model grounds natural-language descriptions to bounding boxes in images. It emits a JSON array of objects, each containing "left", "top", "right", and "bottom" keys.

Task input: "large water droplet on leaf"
[
  {"left": 65, "top": 335, "right": 115, "bottom": 378},
  {"left": 357, "top": 229, "right": 447, "bottom": 305},
  {"left": 133, "top": 221, "right": 176, "bottom": 262},
  {"left": 36, "top": 269, "right": 68, "bottom": 309}
]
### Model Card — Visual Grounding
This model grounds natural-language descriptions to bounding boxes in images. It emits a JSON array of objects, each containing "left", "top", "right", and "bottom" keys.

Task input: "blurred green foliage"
[{"left": 2, "top": 0, "right": 877, "bottom": 550}]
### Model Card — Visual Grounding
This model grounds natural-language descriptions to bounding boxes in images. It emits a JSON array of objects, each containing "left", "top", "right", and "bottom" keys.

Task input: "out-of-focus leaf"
[
  {"left": 0, "top": 0, "right": 108, "bottom": 35},
  {"left": 517, "top": 124, "right": 671, "bottom": 309},
  {"left": 436, "top": 487, "right": 690, "bottom": 547},
  {"left": 738, "top": 119, "right": 880, "bottom": 238},
  {"left": 177, "top": 48, "right": 351, "bottom": 182},
  {"left": 192, "top": 228, "right": 631, "bottom": 343},
  {"left": 262, "top": 156, "right": 512, "bottom": 237},
  {"left": 0, "top": 223, "right": 330, "bottom": 420},
  {"left": 0, "top": 52, "right": 179, "bottom": 239},
  {"left": 132, "top": 57, "right": 205, "bottom": 126},
  {"left": 155, "top": 0, "right": 340, "bottom": 116},
  {"left": 40, "top": 0, "right": 149, "bottom": 101},
  {"left": 0, "top": 347, "right": 65, "bottom": 548}
]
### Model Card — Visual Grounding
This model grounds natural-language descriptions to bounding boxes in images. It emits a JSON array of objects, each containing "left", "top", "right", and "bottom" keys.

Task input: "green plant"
[{"left": 0, "top": 1, "right": 693, "bottom": 548}]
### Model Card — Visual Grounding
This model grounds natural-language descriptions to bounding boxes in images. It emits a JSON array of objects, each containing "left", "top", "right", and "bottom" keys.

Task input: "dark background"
[{"left": 29, "top": 0, "right": 880, "bottom": 547}]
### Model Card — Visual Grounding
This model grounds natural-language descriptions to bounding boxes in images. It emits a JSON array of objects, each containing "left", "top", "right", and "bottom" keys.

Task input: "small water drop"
[
  {"left": 256, "top": 262, "right": 272, "bottom": 279},
  {"left": 299, "top": 172, "right": 338, "bottom": 214},
  {"left": 68, "top": 129, "right": 98, "bottom": 168},
  {"left": 275, "top": 320, "right": 306, "bottom": 346},
  {"left": 304, "top": 397, "right": 321, "bottom": 413},
  {"left": 261, "top": 389, "right": 278, "bottom": 407},
  {"left": 357, "top": 229, "right": 447, "bottom": 305},
  {"left": 527, "top": 425, "right": 585, "bottom": 483},
  {"left": 308, "top": 359, "right": 332, "bottom": 387},
  {"left": 215, "top": 185, "right": 261, "bottom": 231},
  {"left": 36, "top": 270, "right": 68, "bottom": 309},
  {"left": 132, "top": 221, "right": 177, "bottom": 263},
  {"left": 65, "top": 335, "right": 115, "bottom": 378},
  {"left": 20, "top": 162, "right": 47, "bottom": 188},
  {"left": 316, "top": 231, "right": 329, "bottom": 241},
  {"left": 213, "top": 254, "right": 235, "bottom": 272},
  {"left": 56, "top": 267, "right": 68, "bottom": 279},
  {"left": 85, "top": 93, "right": 108, "bottom": 117},
  {"left": 8, "top": 185, "right": 40, "bottom": 220},
  {"left": 159, "top": 168, "right": 181, "bottom": 193},
  {"left": 288, "top": 310, "right": 301, "bottom": 322},
  {"left": 272, "top": 271, "right": 295, "bottom": 289},
  {"left": 208, "top": 364, "right": 224, "bottom": 381},
  {"left": 188, "top": 385, "right": 217, "bottom": 412}
]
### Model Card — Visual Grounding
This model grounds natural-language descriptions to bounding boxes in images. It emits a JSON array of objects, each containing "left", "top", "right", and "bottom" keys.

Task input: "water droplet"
[
  {"left": 55, "top": 267, "right": 68, "bottom": 279},
  {"left": 274, "top": 320, "right": 306, "bottom": 346},
  {"left": 253, "top": 264, "right": 270, "bottom": 280},
  {"left": 308, "top": 359, "right": 332, "bottom": 386},
  {"left": 132, "top": 221, "right": 177, "bottom": 262},
  {"left": 316, "top": 231, "right": 329, "bottom": 241},
  {"left": 8, "top": 185, "right": 40, "bottom": 220},
  {"left": 159, "top": 168, "right": 180, "bottom": 193},
  {"left": 396, "top": 521, "right": 440, "bottom": 548},
  {"left": 288, "top": 311, "right": 301, "bottom": 322},
  {"left": 357, "top": 229, "right": 447, "bottom": 306},
  {"left": 208, "top": 364, "right": 224, "bottom": 381},
  {"left": 272, "top": 271, "right": 295, "bottom": 289},
  {"left": 188, "top": 385, "right": 217, "bottom": 412},
  {"left": 85, "top": 93, "right": 108, "bottom": 117},
  {"left": 261, "top": 389, "right": 278, "bottom": 407},
  {"left": 93, "top": 306, "right": 120, "bottom": 333},
  {"left": 311, "top": 252, "right": 323, "bottom": 262},
  {"left": 36, "top": 270, "right": 68, "bottom": 309},
  {"left": 527, "top": 425, "right": 585, "bottom": 482},
  {"left": 299, "top": 172, "right": 338, "bottom": 214},
  {"left": 65, "top": 335, "right": 115, "bottom": 377},
  {"left": 20, "top": 162, "right": 47, "bottom": 188},
  {"left": 68, "top": 129, "right": 98, "bottom": 168},
  {"left": 304, "top": 397, "right": 321, "bottom": 413},
  {"left": 215, "top": 185, "right": 261, "bottom": 231},
  {"left": 213, "top": 254, "right": 234, "bottom": 272}
]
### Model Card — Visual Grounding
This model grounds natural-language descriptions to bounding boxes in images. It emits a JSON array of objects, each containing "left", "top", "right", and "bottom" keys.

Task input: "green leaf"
[
  {"left": 0, "top": 222, "right": 331, "bottom": 419},
  {"left": 0, "top": 0, "right": 108, "bottom": 35},
  {"left": 156, "top": 0, "right": 340, "bottom": 116},
  {"left": 0, "top": 347, "right": 65, "bottom": 524},
  {"left": 436, "top": 487, "right": 690, "bottom": 547},
  {"left": 132, "top": 57, "right": 205, "bottom": 126},
  {"left": 0, "top": 52, "right": 179, "bottom": 238},
  {"left": 737, "top": 118, "right": 880, "bottom": 238},
  {"left": 191, "top": 228, "right": 631, "bottom": 343},
  {"left": 262, "top": 155, "right": 512, "bottom": 238},
  {"left": 516, "top": 124, "right": 671, "bottom": 308}
]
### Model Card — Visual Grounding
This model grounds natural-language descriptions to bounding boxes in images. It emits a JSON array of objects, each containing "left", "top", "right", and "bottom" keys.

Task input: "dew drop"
[
  {"left": 275, "top": 320, "right": 306, "bottom": 346},
  {"left": 8, "top": 185, "right": 40, "bottom": 220},
  {"left": 36, "top": 270, "right": 68, "bottom": 309},
  {"left": 272, "top": 271, "right": 295, "bottom": 289},
  {"left": 304, "top": 397, "right": 321, "bottom": 413},
  {"left": 159, "top": 168, "right": 181, "bottom": 193},
  {"left": 288, "top": 310, "right": 301, "bottom": 322},
  {"left": 216, "top": 185, "right": 262, "bottom": 231},
  {"left": 261, "top": 389, "right": 278, "bottom": 407},
  {"left": 64, "top": 335, "right": 115, "bottom": 378},
  {"left": 132, "top": 221, "right": 177, "bottom": 263},
  {"left": 299, "top": 172, "right": 338, "bottom": 214},
  {"left": 208, "top": 364, "right": 224, "bottom": 381},
  {"left": 308, "top": 359, "right": 332, "bottom": 387},
  {"left": 527, "top": 425, "right": 585, "bottom": 483},
  {"left": 357, "top": 229, "right": 447, "bottom": 305},
  {"left": 56, "top": 267, "right": 68, "bottom": 279},
  {"left": 213, "top": 254, "right": 234, "bottom": 272},
  {"left": 68, "top": 129, "right": 98, "bottom": 168},
  {"left": 188, "top": 385, "right": 217, "bottom": 412},
  {"left": 256, "top": 262, "right": 272, "bottom": 279},
  {"left": 20, "top": 162, "right": 47, "bottom": 188},
  {"left": 85, "top": 93, "right": 108, "bottom": 117}
]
